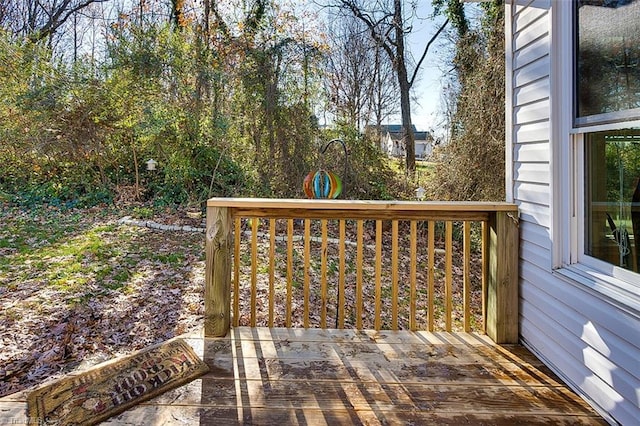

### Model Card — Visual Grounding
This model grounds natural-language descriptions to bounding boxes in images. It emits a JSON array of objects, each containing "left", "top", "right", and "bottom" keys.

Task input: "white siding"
[{"left": 507, "top": 1, "right": 640, "bottom": 424}]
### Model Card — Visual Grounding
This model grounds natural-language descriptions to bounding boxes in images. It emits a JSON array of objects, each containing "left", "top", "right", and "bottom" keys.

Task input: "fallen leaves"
[{"left": 0, "top": 205, "right": 206, "bottom": 397}]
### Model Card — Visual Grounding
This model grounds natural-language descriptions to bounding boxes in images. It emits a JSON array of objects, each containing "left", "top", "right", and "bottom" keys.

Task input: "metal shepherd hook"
[
  {"left": 321, "top": 138, "right": 348, "bottom": 196},
  {"left": 320, "top": 138, "right": 347, "bottom": 328}
]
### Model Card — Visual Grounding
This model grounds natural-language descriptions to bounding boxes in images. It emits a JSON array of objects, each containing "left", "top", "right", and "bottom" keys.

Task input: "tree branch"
[
  {"left": 30, "top": 0, "right": 108, "bottom": 42},
  {"left": 409, "top": 18, "right": 448, "bottom": 89},
  {"left": 339, "top": 1, "right": 396, "bottom": 63}
]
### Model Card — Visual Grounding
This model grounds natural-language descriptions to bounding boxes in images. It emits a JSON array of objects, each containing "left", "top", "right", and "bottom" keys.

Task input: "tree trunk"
[
  {"left": 398, "top": 69, "right": 415, "bottom": 174},
  {"left": 394, "top": 0, "right": 415, "bottom": 174}
]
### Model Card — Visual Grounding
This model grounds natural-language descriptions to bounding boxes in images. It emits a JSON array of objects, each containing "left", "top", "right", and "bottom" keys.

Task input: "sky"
[
  {"left": 402, "top": 2, "right": 450, "bottom": 132},
  {"left": 313, "top": 1, "right": 452, "bottom": 133}
]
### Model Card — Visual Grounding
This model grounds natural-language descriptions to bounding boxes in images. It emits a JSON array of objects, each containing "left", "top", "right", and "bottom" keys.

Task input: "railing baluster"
[
  {"left": 410, "top": 221, "right": 417, "bottom": 331},
  {"left": 269, "top": 218, "right": 276, "bottom": 328},
  {"left": 304, "top": 219, "right": 311, "bottom": 328},
  {"left": 375, "top": 220, "right": 382, "bottom": 331},
  {"left": 250, "top": 218, "right": 258, "bottom": 327},
  {"left": 233, "top": 217, "right": 241, "bottom": 327},
  {"left": 321, "top": 219, "right": 328, "bottom": 329},
  {"left": 428, "top": 221, "right": 435, "bottom": 332},
  {"left": 338, "top": 219, "right": 346, "bottom": 329},
  {"left": 391, "top": 220, "right": 399, "bottom": 330},
  {"left": 356, "top": 220, "right": 364, "bottom": 330},
  {"left": 286, "top": 219, "right": 293, "bottom": 328},
  {"left": 445, "top": 221, "right": 453, "bottom": 332},
  {"left": 482, "top": 220, "right": 488, "bottom": 334},
  {"left": 464, "top": 221, "right": 471, "bottom": 332}
]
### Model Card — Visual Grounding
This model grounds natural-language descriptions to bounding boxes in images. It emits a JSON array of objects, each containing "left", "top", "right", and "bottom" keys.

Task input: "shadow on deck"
[
  {"left": 92, "top": 327, "right": 603, "bottom": 425},
  {"left": 0, "top": 327, "right": 606, "bottom": 425}
]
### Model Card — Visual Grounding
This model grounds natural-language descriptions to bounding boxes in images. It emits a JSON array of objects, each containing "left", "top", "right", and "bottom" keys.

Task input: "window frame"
[
  {"left": 574, "top": 127, "right": 640, "bottom": 281},
  {"left": 550, "top": 0, "right": 640, "bottom": 312},
  {"left": 575, "top": 108, "right": 640, "bottom": 128}
]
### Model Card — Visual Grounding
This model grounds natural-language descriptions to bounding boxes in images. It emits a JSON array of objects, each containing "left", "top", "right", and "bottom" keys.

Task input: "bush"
[
  {"left": 319, "top": 125, "right": 407, "bottom": 200},
  {"left": 426, "top": 6, "right": 505, "bottom": 202}
]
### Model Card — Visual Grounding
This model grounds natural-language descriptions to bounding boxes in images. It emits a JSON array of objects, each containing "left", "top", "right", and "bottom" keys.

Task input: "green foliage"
[
  {"left": 428, "top": 1, "right": 505, "bottom": 201},
  {"left": 0, "top": 2, "right": 404, "bottom": 205},
  {"left": 0, "top": 23, "right": 254, "bottom": 207},
  {"left": 432, "top": 0, "right": 468, "bottom": 37},
  {"left": 132, "top": 206, "right": 154, "bottom": 219},
  {"left": 321, "top": 124, "right": 407, "bottom": 200}
]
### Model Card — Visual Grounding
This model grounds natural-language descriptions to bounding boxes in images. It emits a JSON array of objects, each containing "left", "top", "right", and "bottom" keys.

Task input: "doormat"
[{"left": 27, "top": 338, "right": 209, "bottom": 425}]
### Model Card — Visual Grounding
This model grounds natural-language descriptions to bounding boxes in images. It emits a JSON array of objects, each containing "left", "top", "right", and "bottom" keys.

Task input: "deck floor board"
[{"left": 0, "top": 327, "right": 606, "bottom": 425}]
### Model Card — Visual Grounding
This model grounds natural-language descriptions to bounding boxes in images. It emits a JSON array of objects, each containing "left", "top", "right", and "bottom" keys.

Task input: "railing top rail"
[{"left": 207, "top": 198, "right": 518, "bottom": 212}]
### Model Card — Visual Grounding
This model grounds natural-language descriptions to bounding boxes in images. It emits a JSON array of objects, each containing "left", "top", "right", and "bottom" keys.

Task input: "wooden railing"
[{"left": 205, "top": 198, "right": 519, "bottom": 343}]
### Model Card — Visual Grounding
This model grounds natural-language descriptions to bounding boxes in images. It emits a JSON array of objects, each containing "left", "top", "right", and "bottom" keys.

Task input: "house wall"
[
  {"left": 506, "top": 1, "right": 640, "bottom": 424},
  {"left": 415, "top": 143, "right": 433, "bottom": 158},
  {"left": 380, "top": 133, "right": 432, "bottom": 158}
]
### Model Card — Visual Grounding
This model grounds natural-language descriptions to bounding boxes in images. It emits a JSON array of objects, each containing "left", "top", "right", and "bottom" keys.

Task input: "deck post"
[
  {"left": 205, "top": 205, "right": 232, "bottom": 337},
  {"left": 487, "top": 210, "right": 519, "bottom": 344}
]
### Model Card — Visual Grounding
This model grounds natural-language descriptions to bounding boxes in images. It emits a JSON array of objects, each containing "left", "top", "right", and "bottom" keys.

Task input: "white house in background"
[
  {"left": 506, "top": 1, "right": 639, "bottom": 424},
  {"left": 374, "top": 125, "right": 434, "bottom": 158}
]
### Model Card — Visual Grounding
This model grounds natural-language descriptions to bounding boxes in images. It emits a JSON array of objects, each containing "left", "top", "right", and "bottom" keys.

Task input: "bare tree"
[
  {"left": 324, "top": 15, "right": 397, "bottom": 131},
  {"left": 328, "top": 0, "right": 447, "bottom": 173},
  {"left": 0, "top": 0, "right": 109, "bottom": 44},
  {"left": 369, "top": 35, "right": 398, "bottom": 130}
]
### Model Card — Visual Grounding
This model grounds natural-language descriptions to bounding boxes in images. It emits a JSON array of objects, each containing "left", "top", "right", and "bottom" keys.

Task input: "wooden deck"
[{"left": 1, "top": 327, "right": 606, "bottom": 425}]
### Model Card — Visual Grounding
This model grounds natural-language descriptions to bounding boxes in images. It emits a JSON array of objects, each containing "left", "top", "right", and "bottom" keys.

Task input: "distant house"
[{"left": 372, "top": 125, "right": 434, "bottom": 159}]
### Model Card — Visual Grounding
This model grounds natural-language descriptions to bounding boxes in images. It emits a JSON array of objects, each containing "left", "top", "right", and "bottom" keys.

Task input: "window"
[
  {"left": 575, "top": 1, "right": 640, "bottom": 279},
  {"left": 584, "top": 130, "right": 640, "bottom": 274},
  {"left": 575, "top": 0, "right": 640, "bottom": 126}
]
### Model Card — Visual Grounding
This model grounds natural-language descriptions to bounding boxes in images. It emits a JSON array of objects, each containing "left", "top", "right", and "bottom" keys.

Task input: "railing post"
[
  {"left": 487, "top": 210, "right": 519, "bottom": 344},
  {"left": 205, "top": 205, "right": 232, "bottom": 337}
]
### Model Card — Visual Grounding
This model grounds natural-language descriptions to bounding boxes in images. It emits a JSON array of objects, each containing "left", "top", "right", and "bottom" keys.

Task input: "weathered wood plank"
[
  {"left": 303, "top": 219, "right": 311, "bottom": 328},
  {"left": 233, "top": 217, "right": 241, "bottom": 328},
  {"left": 320, "top": 220, "right": 328, "bottom": 329},
  {"left": 428, "top": 220, "right": 435, "bottom": 331},
  {"left": 207, "top": 198, "right": 519, "bottom": 212},
  {"left": 99, "top": 405, "right": 605, "bottom": 426},
  {"left": 487, "top": 211, "right": 520, "bottom": 343},
  {"left": 268, "top": 218, "right": 276, "bottom": 327},
  {"left": 205, "top": 206, "right": 232, "bottom": 337},
  {"left": 118, "top": 367, "right": 595, "bottom": 414},
  {"left": 338, "top": 219, "right": 346, "bottom": 329},
  {"left": 409, "top": 221, "right": 417, "bottom": 331},
  {"left": 464, "top": 221, "right": 471, "bottom": 332},
  {"left": 374, "top": 220, "right": 382, "bottom": 331},
  {"left": 445, "top": 221, "right": 453, "bottom": 332},
  {"left": 250, "top": 217, "right": 258, "bottom": 327},
  {"left": 356, "top": 220, "right": 364, "bottom": 330},
  {"left": 286, "top": 219, "right": 293, "bottom": 328},
  {"left": 171, "top": 380, "right": 600, "bottom": 416},
  {"left": 391, "top": 220, "right": 399, "bottom": 330},
  {"left": 482, "top": 220, "right": 488, "bottom": 333},
  {"left": 225, "top": 207, "right": 491, "bottom": 221}
]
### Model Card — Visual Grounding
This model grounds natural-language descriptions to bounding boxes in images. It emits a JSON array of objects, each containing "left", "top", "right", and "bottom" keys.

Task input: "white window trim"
[
  {"left": 549, "top": 0, "right": 574, "bottom": 269},
  {"left": 550, "top": 0, "right": 640, "bottom": 316}
]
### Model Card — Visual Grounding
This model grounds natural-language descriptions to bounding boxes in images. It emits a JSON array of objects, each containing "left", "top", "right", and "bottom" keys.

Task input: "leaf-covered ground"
[{"left": 0, "top": 205, "right": 206, "bottom": 397}]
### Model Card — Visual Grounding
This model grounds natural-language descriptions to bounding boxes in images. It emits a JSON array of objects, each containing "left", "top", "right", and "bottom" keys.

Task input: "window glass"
[
  {"left": 576, "top": 0, "right": 640, "bottom": 118},
  {"left": 585, "top": 129, "right": 640, "bottom": 273}
]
